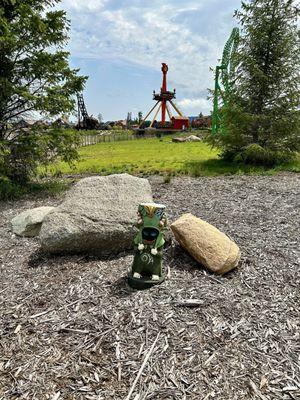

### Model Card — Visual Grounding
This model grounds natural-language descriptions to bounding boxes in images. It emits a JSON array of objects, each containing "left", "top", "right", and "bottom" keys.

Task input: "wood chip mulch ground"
[{"left": 0, "top": 174, "right": 299, "bottom": 400}]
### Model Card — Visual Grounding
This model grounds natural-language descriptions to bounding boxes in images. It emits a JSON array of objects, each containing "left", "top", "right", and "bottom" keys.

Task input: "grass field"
[{"left": 47, "top": 135, "right": 300, "bottom": 178}]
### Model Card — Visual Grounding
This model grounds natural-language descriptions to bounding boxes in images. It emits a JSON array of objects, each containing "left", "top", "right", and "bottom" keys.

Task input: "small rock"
[
  {"left": 11, "top": 207, "right": 55, "bottom": 237},
  {"left": 172, "top": 135, "right": 202, "bottom": 143},
  {"left": 171, "top": 213, "right": 241, "bottom": 275},
  {"left": 185, "top": 135, "right": 202, "bottom": 142},
  {"left": 172, "top": 137, "right": 186, "bottom": 143}
]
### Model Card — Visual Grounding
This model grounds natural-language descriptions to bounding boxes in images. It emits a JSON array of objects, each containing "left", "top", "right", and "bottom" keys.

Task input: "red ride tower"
[{"left": 139, "top": 63, "right": 190, "bottom": 131}]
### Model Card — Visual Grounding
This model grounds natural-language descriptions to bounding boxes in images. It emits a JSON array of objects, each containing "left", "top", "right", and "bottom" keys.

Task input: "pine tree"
[{"left": 215, "top": 0, "right": 300, "bottom": 165}]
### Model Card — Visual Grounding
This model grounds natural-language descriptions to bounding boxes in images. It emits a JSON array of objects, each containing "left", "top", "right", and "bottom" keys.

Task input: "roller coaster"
[
  {"left": 76, "top": 93, "right": 100, "bottom": 130},
  {"left": 212, "top": 28, "right": 239, "bottom": 134}
]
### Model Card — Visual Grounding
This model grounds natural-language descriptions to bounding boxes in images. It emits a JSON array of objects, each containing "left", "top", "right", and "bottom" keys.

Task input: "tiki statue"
[{"left": 129, "top": 203, "right": 167, "bottom": 288}]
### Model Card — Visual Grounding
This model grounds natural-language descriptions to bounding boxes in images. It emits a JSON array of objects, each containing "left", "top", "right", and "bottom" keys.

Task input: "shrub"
[
  {"left": 0, "top": 128, "right": 80, "bottom": 184},
  {"left": 233, "top": 144, "right": 294, "bottom": 166},
  {"left": 163, "top": 174, "right": 172, "bottom": 184}
]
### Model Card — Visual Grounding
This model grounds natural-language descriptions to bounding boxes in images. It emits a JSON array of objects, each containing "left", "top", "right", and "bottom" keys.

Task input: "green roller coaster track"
[{"left": 212, "top": 28, "right": 239, "bottom": 135}]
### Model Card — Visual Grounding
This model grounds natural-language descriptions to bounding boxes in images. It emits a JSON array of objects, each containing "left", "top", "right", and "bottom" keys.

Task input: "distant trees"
[
  {"left": 213, "top": 0, "right": 299, "bottom": 165},
  {"left": 138, "top": 111, "right": 143, "bottom": 125},
  {"left": 0, "top": 0, "right": 86, "bottom": 184}
]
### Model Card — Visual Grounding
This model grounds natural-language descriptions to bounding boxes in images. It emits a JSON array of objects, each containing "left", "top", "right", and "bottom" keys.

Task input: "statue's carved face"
[{"left": 142, "top": 227, "right": 159, "bottom": 244}]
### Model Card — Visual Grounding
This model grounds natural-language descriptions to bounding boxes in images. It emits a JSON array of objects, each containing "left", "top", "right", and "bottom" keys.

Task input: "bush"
[
  {"left": 231, "top": 144, "right": 294, "bottom": 167},
  {"left": 0, "top": 176, "right": 70, "bottom": 201},
  {"left": 0, "top": 176, "right": 25, "bottom": 200},
  {"left": 240, "top": 144, "right": 272, "bottom": 165},
  {"left": 163, "top": 174, "right": 172, "bottom": 183},
  {"left": 0, "top": 127, "right": 80, "bottom": 184}
]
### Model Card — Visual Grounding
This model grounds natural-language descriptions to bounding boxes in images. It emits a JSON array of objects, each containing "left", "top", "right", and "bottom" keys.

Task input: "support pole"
[
  {"left": 166, "top": 103, "right": 172, "bottom": 120},
  {"left": 139, "top": 101, "right": 160, "bottom": 128},
  {"left": 149, "top": 103, "right": 162, "bottom": 128},
  {"left": 162, "top": 100, "right": 167, "bottom": 124},
  {"left": 169, "top": 100, "right": 183, "bottom": 117},
  {"left": 212, "top": 67, "right": 221, "bottom": 134},
  {"left": 161, "top": 63, "right": 168, "bottom": 124}
]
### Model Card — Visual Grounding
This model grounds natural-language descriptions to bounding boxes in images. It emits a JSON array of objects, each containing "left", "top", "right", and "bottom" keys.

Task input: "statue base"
[{"left": 127, "top": 271, "right": 165, "bottom": 290}]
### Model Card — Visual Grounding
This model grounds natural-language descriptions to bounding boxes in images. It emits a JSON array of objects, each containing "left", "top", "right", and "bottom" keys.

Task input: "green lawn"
[{"left": 48, "top": 135, "right": 300, "bottom": 177}]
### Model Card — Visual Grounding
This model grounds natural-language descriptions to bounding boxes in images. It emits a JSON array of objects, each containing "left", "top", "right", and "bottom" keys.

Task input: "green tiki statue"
[{"left": 128, "top": 203, "right": 167, "bottom": 290}]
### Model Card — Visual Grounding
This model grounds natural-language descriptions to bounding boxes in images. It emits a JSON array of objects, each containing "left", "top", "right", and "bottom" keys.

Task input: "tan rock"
[{"left": 170, "top": 213, "right": 241, "bottom": 275}]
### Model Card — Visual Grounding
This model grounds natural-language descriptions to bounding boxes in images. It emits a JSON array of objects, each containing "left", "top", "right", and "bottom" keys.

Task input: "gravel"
[{"left": 0, "top": 173, "right": 299, "bottom": 400}]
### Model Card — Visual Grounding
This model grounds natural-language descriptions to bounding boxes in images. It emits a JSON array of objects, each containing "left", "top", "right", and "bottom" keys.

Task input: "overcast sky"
[{"left": 59, "top": 0, "right": 241, "bottom": 121}]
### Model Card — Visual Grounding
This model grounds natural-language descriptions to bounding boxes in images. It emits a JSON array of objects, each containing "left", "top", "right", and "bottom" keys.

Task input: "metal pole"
[
  {"left": 138, "top": 101, "right": 160, "bottom": 128},
  {"left": 169, "top": 100, "right": 183, "bottom": 117},
  {"left": 149, "top": 103, "right": 162, "bottom": 128},
  {"left": 166, "top": 103, "right": 172, "bottom": 120}
]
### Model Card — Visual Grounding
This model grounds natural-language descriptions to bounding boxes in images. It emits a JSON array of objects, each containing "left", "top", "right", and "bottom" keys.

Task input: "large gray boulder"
[
  {"left": 39, "top": 174, "right": 153, "bottom": 255},
  {"left": 11, "top": 206, "right": 55, "bottom": 237}
]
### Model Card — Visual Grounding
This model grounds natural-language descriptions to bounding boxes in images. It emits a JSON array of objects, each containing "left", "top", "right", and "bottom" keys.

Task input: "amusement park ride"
[
  {"left": 76, "top": 28, "right": 239, "bottom": 134},
  {"left": 76, "top": 93, "right": 100, "bottom": 130},
  {"left": 138, "top": 63, "right": 190, "bottom": 133},
  {"left": 212, "top": 28, "right": 239, "bottom": 134}
]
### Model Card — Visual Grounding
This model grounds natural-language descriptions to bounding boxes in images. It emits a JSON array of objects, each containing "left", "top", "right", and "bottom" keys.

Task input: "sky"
[{"left": 59, "top": 0, "right": 241, "bottom": 121}]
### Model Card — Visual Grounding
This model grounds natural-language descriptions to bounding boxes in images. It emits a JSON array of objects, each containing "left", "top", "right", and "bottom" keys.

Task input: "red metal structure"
[{"left": 139, "top": 63, "right": 189, "bottom": 131}]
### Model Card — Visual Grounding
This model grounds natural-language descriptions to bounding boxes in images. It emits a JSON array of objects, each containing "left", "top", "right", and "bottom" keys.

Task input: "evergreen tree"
[
  {"left": 0, "top": 0, "right": 86, "bottom": 183},
  {"left": 138, "top": 111, "right": 143, "bottom": 124},
  {"left": 215, "top": 0, "right": 299, "bottom": 165}
]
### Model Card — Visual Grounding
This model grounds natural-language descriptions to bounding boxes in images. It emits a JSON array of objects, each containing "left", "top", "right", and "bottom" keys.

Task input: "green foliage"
[
  {"left": 231, "top": 143, "right": 293, "bottom": 166},
  {"left": 0, "top": 0, "right": 86, "bottom": 182},
  {"left": 211, "top": 0, "right": 300, "bottom": 165},
  {"left": 163, "top": 174, "right": 172, "bottom": 184},
  {"left": 0, "top": 126, "right": 81, "bottom": 184},
  {"left": 0, "top": 176, "right": 70, "bottom": 201}
]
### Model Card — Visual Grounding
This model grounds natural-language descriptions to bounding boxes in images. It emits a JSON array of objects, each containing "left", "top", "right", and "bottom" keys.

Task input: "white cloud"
[
  {"left": 62, "top": 0, "right": 107, "bottom": 11},
  {"left": 178, "top": 97, "right": 211, "bottom": 114},
  {"left": 59, "top": 0, "right": 240, "bottom": 115}
]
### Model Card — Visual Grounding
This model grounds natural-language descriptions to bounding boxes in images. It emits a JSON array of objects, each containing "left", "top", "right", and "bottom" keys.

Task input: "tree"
[
  {"left": 213, "top": 0, "right": 300, "bottom": 165},
  {"left": 0, "top": 0, "right": 86, "bottom": 183},
  {"left": 98, "top": 113, "right": 103, "bottom": 123},
  {"left": 138, "top": 111, "right": 143, "bottom": 124}
]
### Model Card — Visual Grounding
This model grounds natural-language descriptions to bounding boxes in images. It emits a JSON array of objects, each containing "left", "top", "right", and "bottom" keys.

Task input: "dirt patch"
[{"left": 0, "top": 174, "right": 299, "bottom": 399}]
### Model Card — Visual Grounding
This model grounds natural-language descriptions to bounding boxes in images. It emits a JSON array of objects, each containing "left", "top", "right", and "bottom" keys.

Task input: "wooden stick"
[
  {"left": 125, "top": 333, "right": 160, "bottom": 400},
  {"left": 29, "top": 308, "right": 54, "bottom": 319}
]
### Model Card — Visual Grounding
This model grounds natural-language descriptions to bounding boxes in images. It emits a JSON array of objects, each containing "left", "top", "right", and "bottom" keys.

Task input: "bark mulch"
[{"left": 0, "top": 174, "right": 299, "bottom": 400}]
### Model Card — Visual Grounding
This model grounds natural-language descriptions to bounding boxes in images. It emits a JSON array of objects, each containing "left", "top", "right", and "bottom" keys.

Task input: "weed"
[{"left": 163, "top": 174, "right": 172, "bottom": 184}]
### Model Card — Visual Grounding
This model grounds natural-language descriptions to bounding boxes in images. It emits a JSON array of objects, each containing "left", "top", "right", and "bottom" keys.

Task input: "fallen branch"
[{"left": 173, "top": 299, "right": 204, "bottom": 308}]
